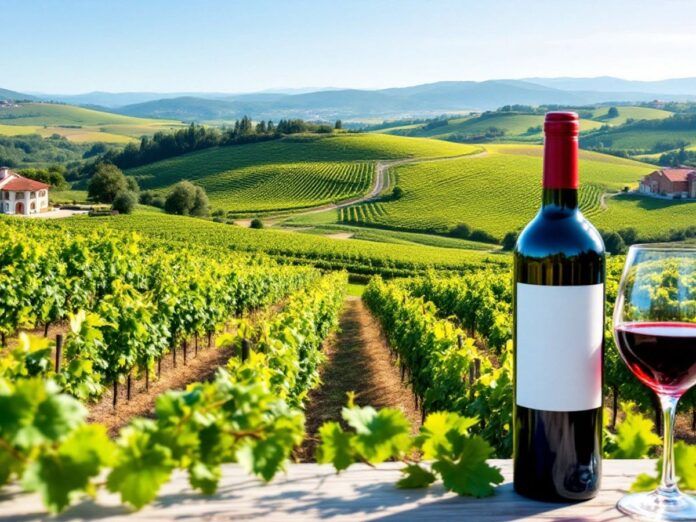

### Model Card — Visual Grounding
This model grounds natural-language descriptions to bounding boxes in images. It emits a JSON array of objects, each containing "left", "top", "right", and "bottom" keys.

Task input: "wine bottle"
[{"left": 513, "top": 112, "right": 605, "bottom": 501}]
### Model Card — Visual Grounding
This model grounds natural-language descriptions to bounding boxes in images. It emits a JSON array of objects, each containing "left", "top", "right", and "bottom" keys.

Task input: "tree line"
[{"left": 90, "top": 117, "right": 342, "bottom": 172}]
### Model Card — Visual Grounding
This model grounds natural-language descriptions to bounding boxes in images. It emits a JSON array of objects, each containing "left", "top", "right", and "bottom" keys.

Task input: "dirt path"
[
  {"left": 235, "top": 149, "right": 488, "bottom": 228},
  {"left": 298, "top": 296, "right": 420, "bottom": 461},
  {"left": 87, "top": 337, "right": 233, "bottom": 435}
]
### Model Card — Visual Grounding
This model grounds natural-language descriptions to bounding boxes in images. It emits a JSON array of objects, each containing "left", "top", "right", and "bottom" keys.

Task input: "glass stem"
[{"left": 659, "top": 395, "right": 679, "bottom": 495}]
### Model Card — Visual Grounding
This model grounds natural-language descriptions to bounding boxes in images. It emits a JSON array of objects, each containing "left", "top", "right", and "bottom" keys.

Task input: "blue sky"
[{"left": 4, "top": 0, "right": 696, "bottom": 93}]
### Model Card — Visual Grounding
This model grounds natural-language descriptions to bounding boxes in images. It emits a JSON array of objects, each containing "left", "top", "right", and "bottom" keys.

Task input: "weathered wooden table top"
[{"left": 0, "top": 459, "right": 674, "bottom": 521}]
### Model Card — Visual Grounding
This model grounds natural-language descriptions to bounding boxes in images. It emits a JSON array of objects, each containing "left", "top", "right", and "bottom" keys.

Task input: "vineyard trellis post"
[
  {"left": 241, "top": 338, "right": 251, "bottom": 362},
  {"left": 54, "top": 334, "right": 63, "bottom": 373}
]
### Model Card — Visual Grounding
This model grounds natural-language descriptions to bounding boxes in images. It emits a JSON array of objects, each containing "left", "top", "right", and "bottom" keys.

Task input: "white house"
[{"left": 0, "top": 167, "right": 50, "bottom": 215}]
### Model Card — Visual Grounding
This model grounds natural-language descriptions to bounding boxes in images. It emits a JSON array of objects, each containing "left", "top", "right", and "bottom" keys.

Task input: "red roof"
[
  {"left": 0, "top": 174, "right": 49, "bottom": 191},
  {"left": 658, "top": 168, "right": 696, "bottom": 182}
]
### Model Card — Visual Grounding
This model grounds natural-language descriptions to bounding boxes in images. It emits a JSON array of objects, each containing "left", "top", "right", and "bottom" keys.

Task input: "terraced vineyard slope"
[
  {"left": 340, "top": 144, "right": 692, "bottom": 239},
  {"left": 127, "top": 134, "right": 480, "bottom": 213}
]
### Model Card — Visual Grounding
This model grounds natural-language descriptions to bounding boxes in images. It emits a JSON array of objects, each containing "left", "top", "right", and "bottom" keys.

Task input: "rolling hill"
[
  {"left": 0, "top": 102, "right": 184, "bottom": 143},
  {"left": 126, "top": 133, "right": 479, "bottom": 213},
  {"left": 336, "top": 144, "right": 693, "bottom": 240}
]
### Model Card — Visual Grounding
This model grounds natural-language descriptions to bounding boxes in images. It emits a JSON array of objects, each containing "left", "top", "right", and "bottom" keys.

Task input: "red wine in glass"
[{"left": 615, "top": 322, "right": 696, "bottom": 398}]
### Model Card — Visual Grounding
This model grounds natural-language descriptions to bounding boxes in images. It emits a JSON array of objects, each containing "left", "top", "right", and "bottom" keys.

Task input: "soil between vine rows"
[{"left": 298, "top": 296, "right": 421, "bottom": 461}]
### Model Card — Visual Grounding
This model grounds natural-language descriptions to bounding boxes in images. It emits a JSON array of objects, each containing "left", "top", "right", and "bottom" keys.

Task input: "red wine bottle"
[{"left": 513, "top": 112, "right": 605, "bottom": 501}]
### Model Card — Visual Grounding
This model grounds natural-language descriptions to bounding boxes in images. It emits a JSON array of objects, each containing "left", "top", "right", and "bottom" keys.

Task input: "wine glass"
[{"left": 613, "top": 245, "right": 696, "bottom": 520}]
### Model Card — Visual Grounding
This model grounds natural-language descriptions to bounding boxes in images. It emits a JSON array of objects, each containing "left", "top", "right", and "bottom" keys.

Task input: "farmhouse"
[
  {"left": 0, "top": 166, "right": 50, "bottom": 215},
  {"left": 638, "top": 167, "right": 696, "bottom": 199}
]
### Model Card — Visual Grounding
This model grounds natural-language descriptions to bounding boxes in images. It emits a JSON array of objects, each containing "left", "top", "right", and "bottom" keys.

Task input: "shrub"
[
  {"left": 617, "top": 227, "right": 638, "bottom": 246},
  {"left": 502, "top": 231, "right": 519, "bottom": 251},
  {"left": 600, "top": 230, "right": 626, "bottom": 254},
  {"left": 111, "top": 191, "right": 137, "bottom": 215},
  {"left": 391, "top": 186, "right": 404, "bottom": 200},
  {"left": 164, "top": 181, "right": 210, "bottom": 217},
  {"left": 450, "top": 223, "right": 471, "bottom": 239},
  {"left": 250, "top": 218, "right": 264, "bottom": 229},
  {"left": 470, "top": 229, "right": 498, "bottom": 244}
]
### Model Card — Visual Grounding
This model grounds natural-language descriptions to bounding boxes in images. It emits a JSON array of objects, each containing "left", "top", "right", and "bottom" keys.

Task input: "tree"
[
  {"left": 88, "top": 163, "right": 128, "bottom": 203},
  {"left": 607, "top": 106, "right": 619, "bottom": 118},
  {"left": 255, "top": 121, "right": 267, "bottom": 134},
  {"left": 112, "top": 191, "right": 137, "bottom": 214},
  {"left": 164, "top": 181, "right": 209, "bottom": 216},
  {"left": 19, "top": 165, "right": 69, "bottom": 190},
  {"left": 250, "top": 218, "right": 264, "bottom": 229},
  {"left": 335, "top": 120, "right": 343, "bottom": 130},
  {"left": 126, "top": 176, "right": 140, "bottom": 194}
]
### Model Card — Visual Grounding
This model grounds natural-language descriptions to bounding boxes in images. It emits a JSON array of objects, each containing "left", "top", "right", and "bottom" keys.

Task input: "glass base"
[{"left": 617, "top": 489, "right": 696, "bottom": 521}]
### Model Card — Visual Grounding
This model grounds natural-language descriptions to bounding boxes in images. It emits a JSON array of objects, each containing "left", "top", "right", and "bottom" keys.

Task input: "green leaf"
[
  {"left": 342, "top": 406, "right": 412, "bottom": 463},
  {"left": 188, "top": 461, "right": 221, "bottom": 495},
  {"left": 397, "top": 464, "right": 436, "bottom": 489},
  {"left": 33, "top": 393, "right": 87, "bottom": 442},
  {"left": 418, "top": 411, "right": 478, "bottom": 459},
  {"left": 107, "top": 423, "right": 174, "bottom": 510},
  {"left": 431, "top": 435, "right": 503, "bottom": 497},
  {"left": 611, "top": 403, "right": 661, "bottom": 459},
  {"left": 674, "top": 441, "right": 696, "bottom": 491},
  {"left": 316, "top": 421, "right": 355, "bottom": 471},
  {"left": 631, "top": 472, "right": 658, "bottom": 492},
  {"left": 21, "top": 425, "right": 114, "bottom": 513}
]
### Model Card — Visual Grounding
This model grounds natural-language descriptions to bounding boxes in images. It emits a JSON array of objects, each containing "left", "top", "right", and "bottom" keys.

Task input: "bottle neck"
[
  {"left": 542, "top": 129, "right": 579, "bottom": 213},
  {"left": 542, "top": 187, "right": 578, "bottom": 211}
]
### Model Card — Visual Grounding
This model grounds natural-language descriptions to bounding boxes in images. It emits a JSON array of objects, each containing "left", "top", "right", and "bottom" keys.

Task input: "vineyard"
[
  {"left": 126, "top": 133, "right": 479, "bottom": 213},
  {"left": 200, "top": 161, "right": 373, "bottom": 213},
  {"left": 339, "top": 144, "right": 696, "bottom": 240},
  {"left": 0, "top": 216, "right": 694, "bottom": 516},
  {"left": 62, "top": 210, "right": 507, "bottom": 277}
]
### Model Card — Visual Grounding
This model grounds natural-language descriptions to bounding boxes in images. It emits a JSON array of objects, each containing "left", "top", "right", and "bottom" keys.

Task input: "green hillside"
[
  {"left": 339, "top": 144, "right": 689, "bottom": 239},
  {"left": 0, "top": 102, "right": 183, "bottom": 143},
  {"left": 127, "top": 134, "right": 480, "bottom": 212},
  {"left": 588, "top": 106, "right": 673, "bottom": 125}
]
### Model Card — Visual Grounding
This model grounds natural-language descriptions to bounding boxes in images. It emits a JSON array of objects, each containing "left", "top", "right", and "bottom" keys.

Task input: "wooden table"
[{"left": 0, "top": 460, "right": 668, "bottom": 521}]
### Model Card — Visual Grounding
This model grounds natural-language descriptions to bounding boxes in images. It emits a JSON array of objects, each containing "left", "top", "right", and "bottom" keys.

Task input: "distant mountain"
[
  {"left": 0, "top": 87, "right": 35, "bottom": 101},
  {"left": 525, "top": 76, "right": 696, "bottom": 96},
  {"left": 112, "top": 79, "right": 696, "bottom": 122},
  {"left": 15, "top": 76, "right": 696, "bottom": 123}
]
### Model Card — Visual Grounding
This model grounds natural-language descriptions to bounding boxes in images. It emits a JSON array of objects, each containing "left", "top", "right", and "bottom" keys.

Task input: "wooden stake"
[
  {"left": 113, "top": 381, "right": 118, "bottom": 409},
  {"left": 157, "top": 357, "right": 162, "bottom": 377},
  {"left": 127, "top": 373, "right": 132, "bottom": 401},
  {"left": 183, "top": 339, "right": 188, "bottom": 365},
  {"left": 241, "top": 338, "right": 251, "bottom": 362},
  {"left": 173, "top": 343, "right": 177, "bottom": 368},
  {"left": 54, "top": 334, "right": 63, "bottom": 373},
  {"left": 44, "top": 322, "right": 50, "bottom": 337},
  {"left": 195, "top": 334, "right": 199, "bottom": 357},
  {"left": 145, "top": 366, "right": 150, "bottom": 391}
]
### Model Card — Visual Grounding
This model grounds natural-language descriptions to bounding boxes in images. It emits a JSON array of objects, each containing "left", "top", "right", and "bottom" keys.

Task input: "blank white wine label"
[{"left": 516, "top": 282, "right": 603, "bottom": 412}]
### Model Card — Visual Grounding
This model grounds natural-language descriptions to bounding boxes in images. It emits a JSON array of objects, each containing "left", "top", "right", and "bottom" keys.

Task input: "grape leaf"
[
  {"left": 188, "top": 461, "right": 221, "bottom": 495},
  {"left": 107, "top": 423, "right": 174, "bottom": 510},
  {"left": 611, "top": 403, "right": 661, "bottom": 459},
  {"left": 21, "top": 424, "right": 114, "bottom": 513},
  {"left": 431, "top": 435, "right": 503, "bottom": 497},
  {"left": 631, "top": 441, "right": 696, "bottom": 492},
  {"left": 316, "top": 421, "right": 355, "bottom": 471},
  {"left": 342, "top": 406, "right": 412, "bottom": 463},
  {"left": 397, "top": 464, "right": 436, "bottom": 489},
  {"left": 417, "top": 411, "right": 478, "bottom": 459}
]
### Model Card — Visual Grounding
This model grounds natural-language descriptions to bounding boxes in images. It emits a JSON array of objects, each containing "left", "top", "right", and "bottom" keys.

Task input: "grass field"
[
  {"left": 582, "top": 129, "right": 696, "bottom": 151},
  {"left": 48, "top": 190, "right": 89, "bottom": 204},
  {"left": 588, "top": 106, "right": 673, "bottom": 125},
  {"left": 0, "top": 102, "right": 184, "bottom": 143},
  {"left": 60, "top": 209, "right": 508, "bottom": 276},
  {"left": 335, "top": 144, "right": 688, "bottom": 239},
  {"left": 127, "top": 133, "right": 480, "bottom": 213}
]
